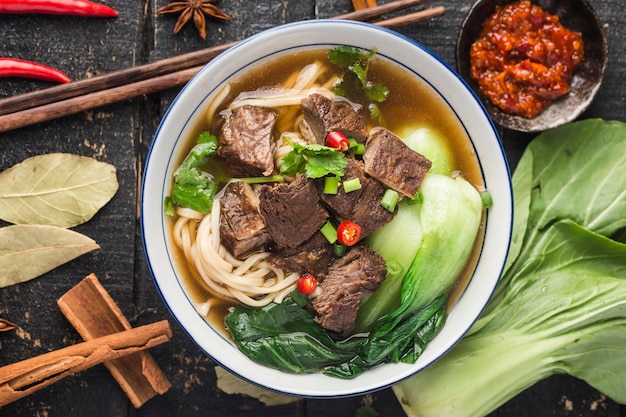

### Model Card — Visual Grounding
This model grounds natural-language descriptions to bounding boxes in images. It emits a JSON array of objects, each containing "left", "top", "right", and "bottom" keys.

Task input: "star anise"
[{"left": 157, "top": 0, "right": 230, "bottom": 40}]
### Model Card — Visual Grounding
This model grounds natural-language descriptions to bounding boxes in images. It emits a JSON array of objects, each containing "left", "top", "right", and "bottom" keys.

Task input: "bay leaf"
[
  {"left": 0, "top": 153, "right": 119, "bottom": 228},
  {"left": 214, "top": 366, "right": 301, "bottom": 406},
  {"left": 0, "top": 224, "right": 100, "bottom": 288}
]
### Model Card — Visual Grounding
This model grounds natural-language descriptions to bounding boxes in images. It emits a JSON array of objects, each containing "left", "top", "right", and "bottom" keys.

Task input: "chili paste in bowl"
[{"left": 456, "top": 0, "right": 607, "bottom": 132}]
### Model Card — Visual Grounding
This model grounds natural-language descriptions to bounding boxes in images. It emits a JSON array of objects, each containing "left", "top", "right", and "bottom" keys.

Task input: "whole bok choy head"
[
  {"left": 226, "top": 172, "right": 484, "bottom": 378},
  {"left": 393, "top": 119, "right": 626, "bottom": 417}
]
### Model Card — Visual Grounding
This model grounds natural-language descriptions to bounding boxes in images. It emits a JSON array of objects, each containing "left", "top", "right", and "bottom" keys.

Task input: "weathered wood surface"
[{"left": 0, "top": 0, "right": 624, "bottom": 416}]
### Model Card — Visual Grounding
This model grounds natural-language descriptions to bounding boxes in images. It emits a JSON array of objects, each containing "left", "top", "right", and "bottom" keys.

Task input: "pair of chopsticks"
[{"left": 0, "top": 0, "right": 444, "bottom": 133}]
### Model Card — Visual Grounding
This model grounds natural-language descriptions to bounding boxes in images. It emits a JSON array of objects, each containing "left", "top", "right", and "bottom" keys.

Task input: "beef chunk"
[
  {"left": 217, "top": 105, "right": 276, "bottom": 177},
  {"left": 219, "top": 181, "right": 272, "bottom": 258},
  {"left": 312, "top": 245, "right": 387, "bottom": 334},
  {"left": 267, "top": 231, "right": 335, "bottom": 279},
  {"left": 315, "top": 158, "right": 396, "bottom": 238},
  {"left": 259, "top": 174, "right": 329, "bottom": 249},
  {"left": 364, "top": 127, "right": 432, "bottom": 198},
  {"left": 301, "top": 94, "right": 368, "bottom": 144}
]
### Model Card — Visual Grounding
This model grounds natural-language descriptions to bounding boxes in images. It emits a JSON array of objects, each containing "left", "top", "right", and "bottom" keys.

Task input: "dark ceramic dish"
[{"left": 456, "top": 0, "right": 608, "bottom": 132}]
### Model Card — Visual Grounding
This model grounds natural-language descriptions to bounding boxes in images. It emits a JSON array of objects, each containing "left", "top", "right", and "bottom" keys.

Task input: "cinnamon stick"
[
  {"left": 57, "top": 274, "right": 172, "bottom": 408},
  {"left": 0, "top": 320, "right": 171, "bottom": 408}
]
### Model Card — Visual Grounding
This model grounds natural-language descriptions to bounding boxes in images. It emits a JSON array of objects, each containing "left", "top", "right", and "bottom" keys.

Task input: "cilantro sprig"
[
  {"left": 328, "top": 46, "right": 389, "bottom": 120},
  {"left": 279, "top": 141, "right": 348, "bottom": 179},
  {"left": 164, "top": 131, "right": 219, "bottom": 216}
]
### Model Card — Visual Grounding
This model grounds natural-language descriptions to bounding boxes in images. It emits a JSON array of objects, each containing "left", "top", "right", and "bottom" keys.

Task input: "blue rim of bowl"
[{"left": 141, "top": 19, "right": 514, "bottom": 398}]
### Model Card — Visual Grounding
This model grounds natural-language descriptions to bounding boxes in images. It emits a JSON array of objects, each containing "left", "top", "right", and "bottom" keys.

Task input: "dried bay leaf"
[
  {"left": 214, "top": 366, "right": 301, "bottom": 406},
  {"left": 0, "top": 224, "right": 100, "bottom": 288},
  {"left": 0, "top": 153, "right": 119, "bottom": 228}
]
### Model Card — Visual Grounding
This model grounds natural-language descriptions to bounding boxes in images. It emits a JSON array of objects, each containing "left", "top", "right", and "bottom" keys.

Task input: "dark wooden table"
[{"left": 0, "top": 1, "right": 624, "bottom": 416}]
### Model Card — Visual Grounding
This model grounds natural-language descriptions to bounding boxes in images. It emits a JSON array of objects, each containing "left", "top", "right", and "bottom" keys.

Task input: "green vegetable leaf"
[
  {"left": 279, "top": 142, "right": 348, "bottom": 179},
  {"left": 328, "top": 46, "right": 368, "bottom": 69},
  {"left": 0, "top": 224, "right": 100, "bottom": 288},
  {"left": 0, "top": 153, "right": 118, "bottom": 228},
  {"left": 225, "top": 299, "right": 364, "bottom": 374},
  {"left": 328, "top": 46, "right": 388, "bottom": 120},
  {"left": 394, "top": 119, "right": 626, "bottom": 417},
  {"left": 167, "top": 132, "right": 219, "bottom": 214}
]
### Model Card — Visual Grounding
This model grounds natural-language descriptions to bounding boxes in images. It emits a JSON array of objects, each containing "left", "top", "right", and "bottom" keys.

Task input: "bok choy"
[
  {"left": 225, "top": 173, "right": 484, "bottom": 378},
  {"left": 393, "top": 119, "right": 626, "bottom": 417}
]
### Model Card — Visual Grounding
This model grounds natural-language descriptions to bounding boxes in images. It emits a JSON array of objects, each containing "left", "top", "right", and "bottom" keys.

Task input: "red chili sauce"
[{"left": 470, "top": 0, "right": 584, "bottom": 118}]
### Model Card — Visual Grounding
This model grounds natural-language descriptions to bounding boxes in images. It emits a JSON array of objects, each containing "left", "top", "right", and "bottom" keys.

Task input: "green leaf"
[
  {"left": 327, "top": 46, "right": 367, "bottom": 69},
  {"left": 0, "top": 153, "right": 118, "bottom": 228},
  {"left": 507, "top": 119, "right": 626, "bottom": 280},
  {"left": 226, "top": 299, "right": 364, "bottom": 374},
  {"left": 0, "top": 224, "right": 100, "bottom": 288},
  {"left": 279, "top": 142, "right": 348, "bottom": 179},
  {"left": 328, "top": 46, "right": 388, "bottom": 122},
  {"left": 168, "top": 132, "right": 219, "bottom": 214},
  {"left": 393, "top": 119, "right": 626, "bottom": 417}
]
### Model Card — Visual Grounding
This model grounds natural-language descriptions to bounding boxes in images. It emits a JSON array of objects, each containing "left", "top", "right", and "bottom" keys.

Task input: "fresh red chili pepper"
[
  {"left": 0, "top": 58, "right": 71, "bottom": 83},
  {"left": 336, "top": 220, "right": 361, "bottom": 246},
  {"left": 0, "top": 0, "right": 118, "bottom": 17},
  {"left": 296, "top": 274, "right": 318, "bottom": 296},
  {"left": 325, "top": 131, "right": 350, "bottom": 152}
]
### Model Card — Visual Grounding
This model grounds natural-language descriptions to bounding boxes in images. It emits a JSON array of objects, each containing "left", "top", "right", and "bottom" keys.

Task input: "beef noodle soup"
[{"left": 164, "top": 46, "right": 486, "bottom": 376}]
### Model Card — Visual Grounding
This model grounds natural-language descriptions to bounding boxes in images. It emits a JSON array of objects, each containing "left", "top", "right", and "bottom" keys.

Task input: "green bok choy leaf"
[{"left": 393, "top": 119, "right": 626, "bottom": 417}]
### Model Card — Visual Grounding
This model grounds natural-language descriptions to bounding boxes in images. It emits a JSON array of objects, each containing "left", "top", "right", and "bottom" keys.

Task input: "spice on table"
[
  {"left": 0, "top": 0, "right": 118, "bottom": 17},
  {"left": 0, "top": 320, "right": 171, "bottom": 408},
  {"left": 0, "top": 58, "right": 71, "bottom": 83},
  {"left": 157, "top": 0, "right": 230, "bottom": 40},
  {"left": 469, "top": 0, "right": 584, "bottom": 119},
  {"left": 57, "top": 274, "right": 172, "bottom": 408}
]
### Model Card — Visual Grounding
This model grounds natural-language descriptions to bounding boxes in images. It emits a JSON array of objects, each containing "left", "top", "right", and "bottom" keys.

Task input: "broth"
[{"left": 166, "top": 47, "right": 484, "bottom": 337}]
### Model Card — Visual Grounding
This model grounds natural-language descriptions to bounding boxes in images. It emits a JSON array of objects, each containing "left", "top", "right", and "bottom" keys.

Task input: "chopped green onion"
[
  {"left": 407, "top": 190, "right": 424, "bottom": 205},
  {"left": 239, "top": 175, "right": 285, "bottom": 184},
  {"left": 343, "top": 178, "right": 362, "bottom": 193},
  {"left": 320, "top": 221, "right": 338, "bottom": 244},
  {"left": 380, "top": 189, "right": 399, "bottom": 212},
  {"left": 348, "top": 138, "right": 366, "bottom": 155},
  {"left": 324, "top": 176, "right": 339, "bottom": 194},
  {"left": 481, "top": 190, "right": 493, "bottom": 208},
  {"left": 333, "top": 242, "right": 347, "bottom": 257}
]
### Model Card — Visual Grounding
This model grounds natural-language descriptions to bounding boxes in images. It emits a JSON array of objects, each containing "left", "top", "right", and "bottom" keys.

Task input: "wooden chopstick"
[
  {"left": 0, "top": 0, "right": 436, "bottom": 117},
  {"left": 0, "top": 2, "right": 443, "bottom": 133}
]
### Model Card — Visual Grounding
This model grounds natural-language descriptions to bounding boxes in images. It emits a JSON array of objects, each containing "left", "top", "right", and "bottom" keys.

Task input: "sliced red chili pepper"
[
  {"left": 0, "top": 58, "right": 71, "bottom": 83},
  {"left": 0, "top": 0, "right": 118, "bottom": 17},
  {"left": 336, "top": 220, "right": 361, "bottom": 246},
  {"left": 296, "top": 274, "right": 318, "bottom": 296},
  {"left": 325, "top": 131, "right": 350, "bottom": 152}
]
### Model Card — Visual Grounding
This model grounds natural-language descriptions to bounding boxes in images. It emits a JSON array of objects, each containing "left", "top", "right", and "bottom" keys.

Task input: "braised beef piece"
[
  {"left": 258, "top": 174, "right": 329, "bottom": 249},
  {"left": 315, "top": 158, "right": 396, "bottom": 239},
  {"left": 312, "top": 245, "right": 387, "bottom": 334},
  {"left": 301, "top": 94, "right": 368, "bottom": 144},
  {"left": 219, "top": 181, "right": 272, "bottom": 258},
  {"left": 363, "top": 127, "right": 432, "bottom": 198},
  {"left": 216, "top": 105, "right": 277, "bottom": 177},
  {"left": 267, "top": 231, "right": 335, "bottom": 279}
]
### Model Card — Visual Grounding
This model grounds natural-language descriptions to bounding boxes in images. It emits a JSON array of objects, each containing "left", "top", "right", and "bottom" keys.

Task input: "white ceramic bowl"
[{"left": 141, "top": 20, "right": 513, "bottom": 398}]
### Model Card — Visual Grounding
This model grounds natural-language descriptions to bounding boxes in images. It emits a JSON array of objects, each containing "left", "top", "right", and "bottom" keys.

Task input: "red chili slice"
[
  {"left": 296, "top": 274, "right": 318, "bottom": 296},
  {"left": 325, "top": 131, "right": 350, "bottom": 152},
  {"left": 336, "top": 220, "right": 361, "bottom": 246}
]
